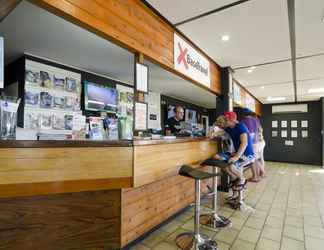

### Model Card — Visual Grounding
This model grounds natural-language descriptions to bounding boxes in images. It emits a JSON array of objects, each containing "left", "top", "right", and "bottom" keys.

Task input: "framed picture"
[
  {"left": 291, "top": 130, "right": 298, "bottom": 138},
  {"left": 291, "top": 120, "right": 298, "bottom": 128},
  {"left": 272, "top": 131, "right": 278, "bottom": 137},
  {"left": 134, "top": 102, "right": 148, "bottom": 131},
  {"left": 135, "top": 62, "right": 149, "bottom": 93},
  {"left": 281, "top": 130, "right": 287, "bottom": 138},
  {"left": 281, "top": 120, "right": 287, "bottom": 128},
  {"left": 272, "top": 121, "right": 278, "bottom": 128},
  {"left": 302, "top": 130, "right": 308, "bottom": 138},
  {"left": 301, "top": 120, "right": 308, "bottom": 128}
]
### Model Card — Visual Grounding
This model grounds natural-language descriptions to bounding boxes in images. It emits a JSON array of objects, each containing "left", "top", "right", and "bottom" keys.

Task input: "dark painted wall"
[{"left": 262, "top": 101, "right": 322, "bottom": 165}]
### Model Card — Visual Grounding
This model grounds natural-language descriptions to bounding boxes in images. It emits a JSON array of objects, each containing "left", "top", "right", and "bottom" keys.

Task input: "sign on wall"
[
  {"left": 245, "top": 93, "right": 256, "bottom": 112},
  {"left": 174, "top": 33, "right": 210, "bottom": 88},
  {"left": 0, "top": 37, "right": 3, "bottom": 89}
]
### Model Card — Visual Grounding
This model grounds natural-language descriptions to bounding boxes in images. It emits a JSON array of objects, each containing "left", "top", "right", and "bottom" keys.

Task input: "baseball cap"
[{"left": 224, "top": 111, "right": 237, "bottom": 121}]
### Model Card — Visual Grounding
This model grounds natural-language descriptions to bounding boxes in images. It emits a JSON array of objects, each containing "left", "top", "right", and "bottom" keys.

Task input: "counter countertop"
[
  {"left": 0, "top": 137, "right": 216, "bottom": 148},
  {"left": 0, "top": 140, "right": 133, "bottom": 148},
  {"left": 133, "top": 137, "right": 214, "bottom": 146}
]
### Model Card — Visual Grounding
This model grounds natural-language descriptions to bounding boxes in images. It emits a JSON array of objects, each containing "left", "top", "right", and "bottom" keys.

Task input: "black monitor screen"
[{"left": 84, "top": 81, "right": 118, "bottom": 112}]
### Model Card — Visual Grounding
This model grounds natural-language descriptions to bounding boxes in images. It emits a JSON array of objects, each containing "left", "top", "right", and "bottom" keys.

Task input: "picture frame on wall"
[
  {"left": 281, "top": 120, "right": 287, "bottom": 128},
  {"left": 301, "top": 120, "right": 308, "bottom": 128},
  {"left": 135, "top": 62, "right": 149, "bottom": 93},
  {"left": 272, "top": 121, "right": 278, "bottom": 128},
  {"left": 291, "top": 120, "right": 298, "bottom": 128}
]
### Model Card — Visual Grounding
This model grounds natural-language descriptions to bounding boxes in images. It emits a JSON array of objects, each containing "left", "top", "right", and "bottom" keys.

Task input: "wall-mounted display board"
[{"left": 24, "top": 60, "right": 82, "bottom": 133}]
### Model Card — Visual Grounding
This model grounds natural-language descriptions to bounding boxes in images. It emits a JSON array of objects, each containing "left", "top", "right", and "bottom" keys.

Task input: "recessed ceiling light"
[
  {"left": 260, "top": 86, "right": 265, "bottom": 89},
  {"left": 221, "top": 35, "right": 230, "bottom": 41},
  {"left": 250, "top": 66, "right": 256, "bottom": 70},
  {"left": 266, "top": 96, "right": 286, "bottom": 102},
  {"left": 308, "top": 88, "right": 324, "bottom": 93},
  {"left": 247, "top": 69, "right": 253, "bottom": 73}
]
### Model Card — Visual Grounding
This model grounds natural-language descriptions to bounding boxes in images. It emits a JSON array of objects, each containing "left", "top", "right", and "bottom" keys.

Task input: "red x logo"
[{"left": 177, "top": 42, "right": 188, "bottom": 69}]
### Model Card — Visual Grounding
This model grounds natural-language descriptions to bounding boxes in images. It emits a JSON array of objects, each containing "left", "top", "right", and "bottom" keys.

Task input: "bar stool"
[
  {"left": 175, "top": 165, "right": 219, "bottom": 250},
  {"left": 200, "top": 158, "right": 232, "bottom": 229}
]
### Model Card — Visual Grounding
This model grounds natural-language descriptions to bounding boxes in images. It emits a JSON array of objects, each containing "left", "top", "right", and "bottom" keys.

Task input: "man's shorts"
[{"left": 217, "top": 152, "right": 255, "bottom": 172}]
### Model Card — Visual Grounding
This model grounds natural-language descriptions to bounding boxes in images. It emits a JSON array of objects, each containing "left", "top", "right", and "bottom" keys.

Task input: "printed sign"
[
  {"left": 174, "top": 33, "right": 210, "bottom": 87},
  {"left": 0, "top": 37, "right": 3, "bottom": 89},
  {"left": 245, "top": 94, "right": 256, "bottom": 112}
]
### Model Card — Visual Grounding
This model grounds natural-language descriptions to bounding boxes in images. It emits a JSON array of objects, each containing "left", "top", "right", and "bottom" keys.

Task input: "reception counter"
[{"left": 0, "top": 138, "right": 218, "bottom": 249}]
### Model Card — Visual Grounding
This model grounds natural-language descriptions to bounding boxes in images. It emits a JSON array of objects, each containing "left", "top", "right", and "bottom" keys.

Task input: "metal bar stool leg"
[
  {"left": 175, "top": 165, "right": 218, "bottom": 250},
  {"left": 237, "top": 166, "right": 255, "bottom": 212},
  {"left": 200, "top": 167, "right": 231, "bottom": 229}
]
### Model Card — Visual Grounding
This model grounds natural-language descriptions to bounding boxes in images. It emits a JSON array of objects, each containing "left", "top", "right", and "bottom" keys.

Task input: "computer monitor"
[{"left": 84, "top": 81, "right": 118, "bottom": 112}]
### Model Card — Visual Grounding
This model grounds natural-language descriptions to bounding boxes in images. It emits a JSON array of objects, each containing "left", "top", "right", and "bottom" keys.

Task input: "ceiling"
[
  {"left": 0, "top": 1, "right": 216, "bottom": 109},
  {"left": 146, "top": 60, "right": 216, "bottom": 108},
  {"left": 146, "top": 0, "right": 324, "bottom": 104}
]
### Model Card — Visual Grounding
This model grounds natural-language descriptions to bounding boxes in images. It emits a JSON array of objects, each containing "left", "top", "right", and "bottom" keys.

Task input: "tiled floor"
[{"left": 129, "top": 162, "right": 324, "bottom": 250}]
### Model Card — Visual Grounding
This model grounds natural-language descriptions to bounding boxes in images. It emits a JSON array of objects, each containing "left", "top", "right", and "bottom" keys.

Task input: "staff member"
[{"left": 165, "top": 106, "right": 184, "bottom": 135}]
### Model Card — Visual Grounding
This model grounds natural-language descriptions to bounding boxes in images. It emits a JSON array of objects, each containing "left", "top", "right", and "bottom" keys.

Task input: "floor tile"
[
  {"left": 283, "top": 225, "right": 304, "bottom": 241},
  {"left": 231, "top": 239, "right": 256, "bottom": 250},
  {"left": 261, "top": 225, "right": 282, "bottom": 242},
  {"left": 305, "top": 236, "right": 324, "bottom": 250},
  {"left": 245, "top": 217, "right": 265, "bottom": 230},
  {"left": 238, "top": 226, "right": 261, "bottom": 244},
  {"left": 281, "top": 237, "right": 305, "bottom": 250},
  {"left": 214, "top": 228, "right": 239, "bottom": 244},
  {"left": 152, "top": 241, "right": 177, "bottom": 250},
  {"left": 256, "top": 238, "right": 280, "bottom": 250}
]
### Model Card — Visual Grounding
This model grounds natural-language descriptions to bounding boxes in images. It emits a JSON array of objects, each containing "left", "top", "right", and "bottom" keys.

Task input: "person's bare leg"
[
  {"left": 225, "top": 166, "right": 238, "bottom": 180},
  {"left": 259, "top": 148, "right": 266, "bottom": 177},
  {"left": 250, "top": 162, "right": 260, "bottom": 181}
]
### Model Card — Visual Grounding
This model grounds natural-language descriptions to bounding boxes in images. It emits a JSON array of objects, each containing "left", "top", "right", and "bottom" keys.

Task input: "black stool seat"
[
  {"left": 179, "top": 165, "right": 219, "bottom": 180},
  {"left": 201, "top": 158, "right": 230, "bottom": 168}
]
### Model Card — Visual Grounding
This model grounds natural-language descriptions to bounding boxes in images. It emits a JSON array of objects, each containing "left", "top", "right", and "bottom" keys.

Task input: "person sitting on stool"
[{"left": 211, "top": 112, "right": 254, "bottom": 186}]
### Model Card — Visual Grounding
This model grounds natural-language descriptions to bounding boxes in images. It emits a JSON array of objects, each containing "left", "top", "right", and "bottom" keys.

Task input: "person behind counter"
[{"left": 165, "top": 106, "right": 184, "bottom": 135}]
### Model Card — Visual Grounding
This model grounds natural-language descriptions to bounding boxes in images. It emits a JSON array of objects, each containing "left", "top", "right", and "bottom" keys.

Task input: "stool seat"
[
  {"left": 179, "top": 165, "right": 219, "bottom": 180},
  {"left": 201, "top": 158, "right": 230, "bottom": 168}
]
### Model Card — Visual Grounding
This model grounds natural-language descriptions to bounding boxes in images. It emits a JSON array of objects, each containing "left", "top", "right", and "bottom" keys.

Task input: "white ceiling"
[
  {"left": 148, "top": 0, "right": 324, "bottom": 104},
  {"left": 0, "top": 1, "right": 216, "bottom": 109},
  {"left": 146, "top": 0, "right": 238, "bottom": 24}
]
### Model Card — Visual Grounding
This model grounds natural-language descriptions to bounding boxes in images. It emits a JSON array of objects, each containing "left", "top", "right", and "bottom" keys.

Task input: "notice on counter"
[
  {"left": 72, "top": 114, "right": 86, "bottom": 131},
  {"left": 135, "top": 102, "right": 147, "bottom": 130},
  {"left": 136, "top": 63, "right": 148, "bottom": 93}
]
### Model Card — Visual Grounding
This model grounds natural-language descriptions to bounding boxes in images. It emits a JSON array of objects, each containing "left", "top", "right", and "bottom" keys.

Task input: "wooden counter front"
[
  {"left": 0, "top": 146, "right": 133, "bottom": 198},
  {"left": 122, "top": 138, "right": 218, "bottom": 247},
  {"left": 133, "top": 138, "right": 218, "bottom": 187}
]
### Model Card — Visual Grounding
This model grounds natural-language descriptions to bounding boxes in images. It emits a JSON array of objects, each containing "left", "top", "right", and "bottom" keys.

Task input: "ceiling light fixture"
[
  {"left": 266, "top": 96, "right": 286, "bottom": 102},
  {"left": 221, "top": 35, "right": 230, "bottom": 41},
  {"left": 260, "top": 86, "right": 265, "bottom": 89},
  {"left": 308, "top": 88, "right": 324, "bottom": 93}
]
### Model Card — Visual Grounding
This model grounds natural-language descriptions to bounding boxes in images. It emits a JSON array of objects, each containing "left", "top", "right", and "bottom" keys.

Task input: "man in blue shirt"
[{"left": 212, "top": 112, "right": 255, "bottom": 185}]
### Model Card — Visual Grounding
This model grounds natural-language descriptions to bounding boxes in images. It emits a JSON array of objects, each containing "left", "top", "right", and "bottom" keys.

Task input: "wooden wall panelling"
[
  {"left": 0, "top": 147, "right": 133, "bottom": 197},
  {"left": 121, "top": 166, "right": 213, "bottom": 247},
  {"left": 29, "top": 0, "right": 222, "bottom": 94},
  {"left": 0, "top": 0, "right": 21, "bottom": 21},
  {"left": 0, "top": 190, "right": 121, "bottom": 250},
  {"left": 133, "top": 140, "right": 218, "bottom": 187}
]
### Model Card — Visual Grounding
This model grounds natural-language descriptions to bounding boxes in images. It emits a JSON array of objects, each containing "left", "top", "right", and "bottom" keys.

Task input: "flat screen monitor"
[
  {"left": 0, "top": 37, "right": 3, "bottom": 89},
  {"left": 84, "top": 81, "right": 118, "bottom": 112}
]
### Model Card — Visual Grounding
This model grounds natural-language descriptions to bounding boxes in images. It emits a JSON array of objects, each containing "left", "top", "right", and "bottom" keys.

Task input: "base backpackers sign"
[{"left": 174, "top": 33, "right": 210, "bottom": 88}]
